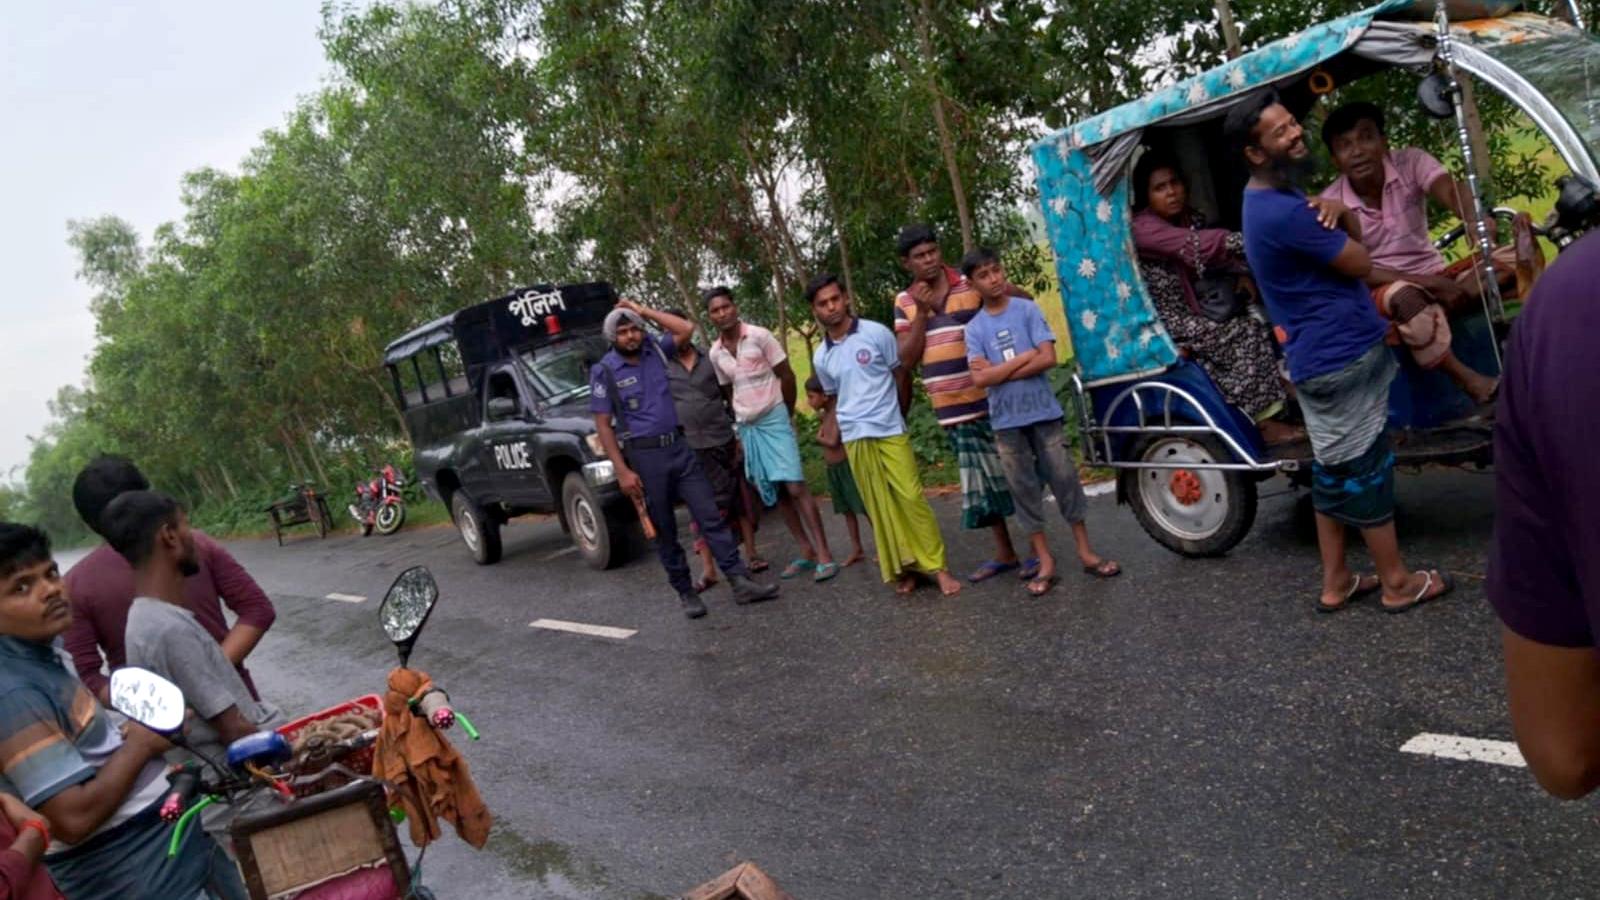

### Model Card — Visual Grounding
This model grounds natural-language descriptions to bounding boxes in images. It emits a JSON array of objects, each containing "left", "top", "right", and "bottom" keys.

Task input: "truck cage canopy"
[{"left": 1029, "top": 1, "right": 1590, "bottom": 386}]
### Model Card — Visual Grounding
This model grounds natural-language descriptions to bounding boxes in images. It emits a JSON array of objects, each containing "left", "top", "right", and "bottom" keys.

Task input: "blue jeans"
[
  {"left": 45, "top": 798, "right": 247, "bottom": 900},
  {"left": 993, "top": 418, "right": 1087, "bottom": 535}
]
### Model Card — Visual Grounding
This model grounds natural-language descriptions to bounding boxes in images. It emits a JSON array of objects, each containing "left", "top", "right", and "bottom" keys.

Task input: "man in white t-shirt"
[{"left": 704, "top": 287, "right": 839, "bottom": 583}]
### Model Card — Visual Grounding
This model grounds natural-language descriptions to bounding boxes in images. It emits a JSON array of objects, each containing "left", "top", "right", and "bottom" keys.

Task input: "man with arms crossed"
[{"left": 1226, "top": 91, "right": 1450, "bottom": 614}]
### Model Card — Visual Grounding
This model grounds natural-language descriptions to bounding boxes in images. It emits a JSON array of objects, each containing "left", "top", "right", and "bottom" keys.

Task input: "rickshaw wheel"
[{"left": 1121, "top": 434, "right": 1257, "bottom": 558}]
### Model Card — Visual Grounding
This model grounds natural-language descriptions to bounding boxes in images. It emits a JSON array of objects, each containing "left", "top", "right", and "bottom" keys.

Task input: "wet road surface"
[{"left": 215, "top": 468, "right": 1590, "bottom": 899}]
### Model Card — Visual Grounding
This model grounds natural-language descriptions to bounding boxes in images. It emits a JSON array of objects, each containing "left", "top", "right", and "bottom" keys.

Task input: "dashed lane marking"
[
  {"left": 540, "top": 545, "right": 580, "bottom": 561},
  {"left": 325, "top": 593, "right": 367, "bottom": 604},
  {"left": 1400, "top": 733, "right": 1526, "bottom": 768},
  {"left": 529, "top": 618, "right": 637, "bottom": 640}
]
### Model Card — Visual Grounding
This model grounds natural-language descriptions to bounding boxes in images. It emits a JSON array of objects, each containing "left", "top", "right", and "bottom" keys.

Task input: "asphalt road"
[{"left": 210, "top": 468, "right": 1590, "bottom": 900}]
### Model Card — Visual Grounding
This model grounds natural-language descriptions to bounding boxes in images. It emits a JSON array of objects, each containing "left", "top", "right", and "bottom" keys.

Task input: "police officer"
[{"left": 590, "top": 299, "right": 780, "bottom": 618}]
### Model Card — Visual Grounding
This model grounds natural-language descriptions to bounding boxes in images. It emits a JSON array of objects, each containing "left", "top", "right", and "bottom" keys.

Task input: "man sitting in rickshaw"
[{"left": 1319, "top": 101, "right": 1502, "bottom": 407}]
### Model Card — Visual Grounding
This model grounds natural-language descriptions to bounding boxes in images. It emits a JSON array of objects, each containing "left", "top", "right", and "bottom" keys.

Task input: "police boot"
[
  {"left": 730, "top": 574, "right": 780, "bottom": 605},
  {"left": 679, "top": 591, "right": 708, "bottom": 619}
]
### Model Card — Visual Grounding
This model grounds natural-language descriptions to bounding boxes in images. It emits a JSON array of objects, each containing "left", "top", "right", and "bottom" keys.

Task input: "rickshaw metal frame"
[{"left": 1071, "top": 374, "right": 1283, "bottom": 473}]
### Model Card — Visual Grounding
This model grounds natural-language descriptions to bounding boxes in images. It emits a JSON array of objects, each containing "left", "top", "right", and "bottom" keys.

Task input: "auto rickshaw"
[{"left": 1032, "top": 0, "right": 1600, "bottom": 557}]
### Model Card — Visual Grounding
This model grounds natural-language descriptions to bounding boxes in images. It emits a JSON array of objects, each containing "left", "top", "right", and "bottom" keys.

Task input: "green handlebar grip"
[
  {"left": 455, "top": 712, "right": 480, "bottom": 741},
  {"left": 390, "top": 806, "right": 407, "bottom": 823},
  {"left": 168, "top": 795, "right": 216, "bottom": 858}
]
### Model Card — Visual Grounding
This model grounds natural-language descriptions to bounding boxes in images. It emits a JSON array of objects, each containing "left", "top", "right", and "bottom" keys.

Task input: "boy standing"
[
  {"left": 805, "top": 375, "right": 869, "bottom": 568},
  {"left": 962, "top": 249, "right": 1120, "bottom": 595}
]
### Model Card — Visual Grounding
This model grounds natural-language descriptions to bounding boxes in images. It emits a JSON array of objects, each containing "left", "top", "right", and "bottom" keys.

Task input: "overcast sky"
[{"left": 1, "top": 1, "right": 331, "bottom": 480}]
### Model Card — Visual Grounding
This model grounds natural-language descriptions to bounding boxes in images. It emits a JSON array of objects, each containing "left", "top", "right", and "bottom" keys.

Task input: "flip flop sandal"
[
  {"left": 813, "top": 562, "right": 841, "bottom": 583},
  {"left": 1016, "top": 558, "right": 1042, "bottom": 580},
  {"left": 1385, "top": 570, "right": 1455, "bottom": 614},
  {"left": 968, "top": 559, "right": 1021, "bottom": 583},
  {"left": 1317, "top": 573, "right": 1380, "bottom": 614},
  {"left": 779, "top": 559, "right": 816, "bottom": 580},
  {"left": 1081, "top": 559, "right": 1122, "bottom": 578},
  {"left": 1025, "top": 574, "right": 1059, "bottom": 597},
  {"left": 748, "top": 558, "right": 771, "bottom": 574}
]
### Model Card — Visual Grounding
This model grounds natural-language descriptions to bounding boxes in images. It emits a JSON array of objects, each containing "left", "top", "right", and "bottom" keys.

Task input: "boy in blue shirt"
[
  {"left": 962, "top": 249, "right": 1120, "bottom": 596},
  {"left": 1225, "top": 90, "right": 1450, "bottom": 614}
]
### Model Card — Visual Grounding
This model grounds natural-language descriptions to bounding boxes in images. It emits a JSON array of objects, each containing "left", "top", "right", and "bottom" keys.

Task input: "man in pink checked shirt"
[{"left": 62, "top": 456, "right": 275, "bottom": 706}]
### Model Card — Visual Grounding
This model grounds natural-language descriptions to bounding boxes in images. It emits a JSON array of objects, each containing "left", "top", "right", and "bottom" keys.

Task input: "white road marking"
[
  {"left": 541, "top": 545, "right": 580, "bottom": 561},
  {"left": 1083, "top": 480, "right": 1117, "bottom": 498},
  {"left": 529, "top": 618, "right": 637, "bottom": 640},
  {"left": 325, "top": 593, "right": 367, "bottom": 604},
  {"left": 1400, "top": 733, "right": 1526, "bottom": 768}
]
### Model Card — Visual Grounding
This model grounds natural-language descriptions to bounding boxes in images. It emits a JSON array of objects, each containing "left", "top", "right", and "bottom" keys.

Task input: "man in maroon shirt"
[
  {"left": 1489, "top": 230, "right": 1600, "bottom": 799},
  {"left": 62, "top": 457, "right": 275, "bottom": 704}
]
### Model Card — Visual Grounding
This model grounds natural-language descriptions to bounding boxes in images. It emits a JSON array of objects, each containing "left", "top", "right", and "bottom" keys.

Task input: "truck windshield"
[{"left": 518, "top": 341, "right": 601, "bottom": 405}]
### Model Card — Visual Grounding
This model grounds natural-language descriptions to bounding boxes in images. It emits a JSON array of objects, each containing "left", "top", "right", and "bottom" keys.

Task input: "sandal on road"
[
  {"left": 1025, "top": 574, "right": 1059, "bottom": 597},
  {"left": 1317, "top": 573, "right": 1381, "bottom": 614},
  {"left": 1016, "top": 558, "right": 1042, "bottom": 580},
  {"left": 968, "top": 559, "right": 1020, "bottom": 583},
  {"left": 779, "top": 559, "right": 816, "bottom": 580},
  {"left": 1384, "top": 570, "right": 1454, "bottom": 614},
  {"left": 1081, "top": 558, "right": 1122, "bottom": 578},
  {"left": 813, "top": 562, "right": 841, "bottom": 583}
]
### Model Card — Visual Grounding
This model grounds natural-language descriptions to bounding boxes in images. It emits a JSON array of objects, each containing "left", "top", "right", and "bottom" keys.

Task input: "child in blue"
[{"left": 961, "top": 249, "right": 1121, "bottom": 596}]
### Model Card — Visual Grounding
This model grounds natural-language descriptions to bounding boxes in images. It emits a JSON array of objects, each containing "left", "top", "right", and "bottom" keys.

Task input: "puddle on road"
[{"left": 484, "top": 829, "right": 667, "bottom": 900}]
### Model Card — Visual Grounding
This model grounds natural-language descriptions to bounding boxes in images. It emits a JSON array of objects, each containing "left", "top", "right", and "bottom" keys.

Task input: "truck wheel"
[
  {"left": 451, "top": 491, "right": 502, "bottom": 565},
  {"left": 563, "top": 473, "right": 629, "bottom": 570},
  {"left": 1120, "top": 433, "right": 1257, "bottom": 558}
]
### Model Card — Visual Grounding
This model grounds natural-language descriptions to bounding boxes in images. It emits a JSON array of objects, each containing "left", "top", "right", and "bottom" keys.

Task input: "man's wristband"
[{"left": 19, "top": 819, "right": 48, "bottom": 845}]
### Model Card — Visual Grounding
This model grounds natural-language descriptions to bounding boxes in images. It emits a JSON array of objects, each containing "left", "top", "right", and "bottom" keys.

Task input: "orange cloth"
[{"left": 374, "top": 668, "right": 492, "bottom": 849}]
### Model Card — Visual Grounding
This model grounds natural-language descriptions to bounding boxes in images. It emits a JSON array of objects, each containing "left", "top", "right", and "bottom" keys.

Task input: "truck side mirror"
[{"left": 487, "top": 396, "right": 520, "bottom": 421}]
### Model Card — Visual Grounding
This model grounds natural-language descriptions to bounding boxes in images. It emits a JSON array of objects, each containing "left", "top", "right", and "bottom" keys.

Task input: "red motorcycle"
[{"left": 350, "top": 464, "right": 407, "bottom": 536}]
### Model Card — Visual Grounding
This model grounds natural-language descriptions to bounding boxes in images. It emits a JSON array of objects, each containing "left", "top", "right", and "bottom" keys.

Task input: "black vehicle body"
[{"left": 382, "top": 283, "right": 638, "bottom": 568}]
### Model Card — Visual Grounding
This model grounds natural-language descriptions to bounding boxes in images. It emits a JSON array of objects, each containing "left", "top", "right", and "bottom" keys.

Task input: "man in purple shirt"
[
  {"left": 1488, "top": 230, "right": 1600, "bottom": 799},
  {"left": 62, "top": 457, "right": 275, "bottom": 704}
]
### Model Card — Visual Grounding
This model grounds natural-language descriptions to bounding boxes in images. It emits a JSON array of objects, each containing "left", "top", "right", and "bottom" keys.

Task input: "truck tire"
[
  {"left": 562, "top": 472, "right": 630, "bottom": 570},
  {"left": 1119, "top": 433, "right": 1257, "bottom": 558},
  {"left": 451, "top": 491, "right": 502, "bottom": 565}
]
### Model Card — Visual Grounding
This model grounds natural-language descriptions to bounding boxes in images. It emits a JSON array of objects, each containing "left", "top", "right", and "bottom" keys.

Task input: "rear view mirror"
[
  {"left": 109, "top": 667, "right": 187, "bottom": 733},
  {"left": 1418, "top": 71, "right": 1456, "bottom": 120},
  {"left": 487, "top": 397, "right": 520, "bottom": 421},
  {"left": 381, "top": 566, "right": 439, "bottom": 667}
]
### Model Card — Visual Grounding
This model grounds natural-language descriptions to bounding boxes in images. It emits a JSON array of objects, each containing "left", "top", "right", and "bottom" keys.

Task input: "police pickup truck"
[{"left": 382, "top": 282, "right": 639, "bottom": 568}]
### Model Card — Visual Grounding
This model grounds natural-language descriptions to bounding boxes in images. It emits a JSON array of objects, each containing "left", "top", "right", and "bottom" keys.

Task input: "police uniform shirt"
[{"left": 589, "top": 334, "right": 681, "bottom": 440}]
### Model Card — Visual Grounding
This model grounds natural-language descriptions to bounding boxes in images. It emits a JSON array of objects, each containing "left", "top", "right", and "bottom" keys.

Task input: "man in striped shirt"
[{"left": 894, "top": 224, "right": 1027, "bottom": 584}]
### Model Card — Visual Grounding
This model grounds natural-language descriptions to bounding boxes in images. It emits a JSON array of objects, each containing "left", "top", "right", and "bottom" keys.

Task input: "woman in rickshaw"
[{"left": 1129, "top": 152, "right": 1302, "bottom": 446}]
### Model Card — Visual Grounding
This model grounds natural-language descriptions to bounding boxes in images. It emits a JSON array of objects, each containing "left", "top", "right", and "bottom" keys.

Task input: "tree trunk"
[
  {"left": 820, "top": 162, "right": 857, "bottom": 300},
  {"left": 915, "top": 0, "right": 974, "bottom": 253},
  {"left": 218, "top": 464, "right": 240, "bottom": 501},
  {"left": 295, "top": 414, "right": 333, "bottom": 490},
  {"left": 1214, "top": 0, "right": 1243, "bottom": 59}
]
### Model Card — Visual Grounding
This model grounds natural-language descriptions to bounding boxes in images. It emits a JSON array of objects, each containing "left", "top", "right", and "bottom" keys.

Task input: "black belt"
[{"left": 622, "top": 430, "right": 681, "bottom": 450}]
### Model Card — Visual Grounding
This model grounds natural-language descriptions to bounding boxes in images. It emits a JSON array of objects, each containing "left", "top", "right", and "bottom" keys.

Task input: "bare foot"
[
  {"left": 935, "top": 571, "right": 963, "bottom": 596},
  {"left": 842, "top": 549, "right": 866, "bottom": 568},
  {"left": 895, "top": 574, "right": 919, "bottom": 595}
]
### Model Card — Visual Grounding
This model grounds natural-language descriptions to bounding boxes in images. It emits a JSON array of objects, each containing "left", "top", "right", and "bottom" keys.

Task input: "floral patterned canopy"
[{"left": 1031, "top": 0, "right": 1462, "bottom": 386}]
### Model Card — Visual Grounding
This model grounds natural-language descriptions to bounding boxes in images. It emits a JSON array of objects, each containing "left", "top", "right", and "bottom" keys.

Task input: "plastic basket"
[{"left": 276, "top": 694, "right": 383, "bottom": 797}]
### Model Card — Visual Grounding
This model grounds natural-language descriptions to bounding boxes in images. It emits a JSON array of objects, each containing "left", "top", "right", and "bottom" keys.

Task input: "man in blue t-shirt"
[
  {"left": 1225, "top": 90, "right": 1450, "bottom": 614},
  {"left": 589, "top": 299, "right": 778, "bottom": 618},
  {"left": 961, "top": 249, "right": 1120, "bottom": 596}
]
